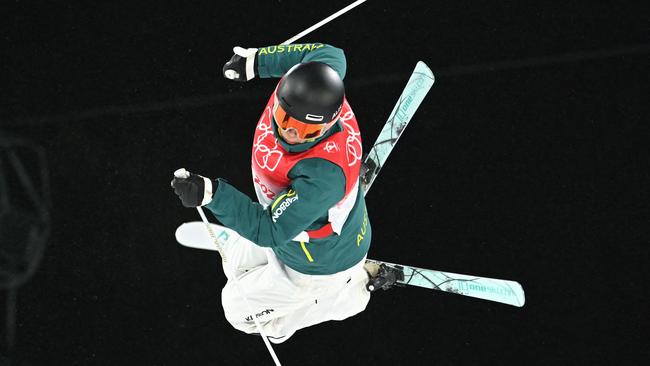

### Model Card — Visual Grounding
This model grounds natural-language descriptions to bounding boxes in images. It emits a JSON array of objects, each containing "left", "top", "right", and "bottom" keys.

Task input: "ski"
[
  {"left": 361, "top": 61, "right": 435, "bottom": 194},
  {"left": 365, "top": 259, "right": 525, "bottom": 307},
  {"left": 175, "top": 222, "right": 525, "bottom": 307},
  {"left": 175, "top": 221, "right": 242, "bottom": 252}
]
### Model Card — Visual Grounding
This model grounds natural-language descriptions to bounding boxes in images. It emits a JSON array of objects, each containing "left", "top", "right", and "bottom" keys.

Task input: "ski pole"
[
  {"left": 195, "top": 206, "right": 282, "bottom": 366},
  {"left": 174, "top": 169, "right": 282, "bottom": 366},
  {"left": 281, "top": 0, "right": 367, "bottom": 45}
]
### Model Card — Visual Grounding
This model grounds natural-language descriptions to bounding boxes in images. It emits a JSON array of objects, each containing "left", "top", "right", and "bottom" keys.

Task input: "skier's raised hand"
[
  {"left": 223, "top": 46, "right": 258, "bottom": 81},
  {"left": 171, "top": 168, "right": 214, "bottom": 207}
]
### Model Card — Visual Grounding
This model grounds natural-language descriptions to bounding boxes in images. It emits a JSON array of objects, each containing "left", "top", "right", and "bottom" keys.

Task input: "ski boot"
[{"left": 364, "top": 261, "right": 405, "bottom": 292}]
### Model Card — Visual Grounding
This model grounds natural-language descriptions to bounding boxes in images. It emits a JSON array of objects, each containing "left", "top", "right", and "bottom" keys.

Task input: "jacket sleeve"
[
  {"left": 256, "top": 43, "right": 347, "bottom": 80},
  {"left": 204, "top": 158, "right": 346, "bottom": 248}
]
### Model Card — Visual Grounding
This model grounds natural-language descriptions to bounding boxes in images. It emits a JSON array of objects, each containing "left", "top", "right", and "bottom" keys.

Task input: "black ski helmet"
[{"left": 276, "top": 62, "right": 344, "bottom": 124}]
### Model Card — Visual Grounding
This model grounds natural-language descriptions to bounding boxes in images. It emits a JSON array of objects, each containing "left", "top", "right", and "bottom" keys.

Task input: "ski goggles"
[{"left": 272, "top": 98, "right": 336, "bottom": 141}]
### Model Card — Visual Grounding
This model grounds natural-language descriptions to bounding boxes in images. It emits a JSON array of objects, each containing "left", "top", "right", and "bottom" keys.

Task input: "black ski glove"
[
  {"left": 223, "top": 46, "right": 258, "bottom": 81},
  {"left": 171, "top": 168, "right": 215, "bottom": 207}
]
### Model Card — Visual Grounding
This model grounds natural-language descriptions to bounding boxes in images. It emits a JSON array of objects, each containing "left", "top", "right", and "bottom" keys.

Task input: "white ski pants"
[{"left": 220, "top": 234, "right": 371, "bottom": 344}]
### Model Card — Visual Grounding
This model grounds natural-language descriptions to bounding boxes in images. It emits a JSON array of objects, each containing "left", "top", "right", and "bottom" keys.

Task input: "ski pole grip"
[{"left": 174, "top": 168, "right": 190, "bottom": 179}]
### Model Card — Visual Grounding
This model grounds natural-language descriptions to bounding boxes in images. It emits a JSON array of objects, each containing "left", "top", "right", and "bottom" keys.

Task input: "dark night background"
[{"left": 1, "top": 1, "right": 648, "bottom": 365}]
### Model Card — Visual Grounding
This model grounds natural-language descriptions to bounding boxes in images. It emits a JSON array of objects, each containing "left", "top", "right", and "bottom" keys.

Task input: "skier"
[{"left": 171, "top": 43, "right": 398, "bottom": 343}]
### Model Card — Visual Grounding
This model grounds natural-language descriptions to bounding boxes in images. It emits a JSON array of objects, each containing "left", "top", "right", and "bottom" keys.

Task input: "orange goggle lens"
[{"left": 273, "top": 100, "right": 332, "bottom": 141}]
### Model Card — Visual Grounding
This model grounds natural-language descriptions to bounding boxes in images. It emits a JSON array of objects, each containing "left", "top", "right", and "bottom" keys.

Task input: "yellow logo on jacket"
[
  {"left": 258, "top": 43, "right": 325, "bottom": 55},
  {"left": 357, "top": 208, "right": 368, "bottom": 246},
  {"left": 271, "top": 189, "right": 298, "bottom": 223}
]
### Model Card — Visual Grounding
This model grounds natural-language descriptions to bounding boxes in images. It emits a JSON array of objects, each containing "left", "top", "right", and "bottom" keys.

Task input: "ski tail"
[
  {"left": 367, "top": 259, "right": 525, "bottom": 307},
  {"left": 361, "top": 61, "right": 435, "bottom": 194}
]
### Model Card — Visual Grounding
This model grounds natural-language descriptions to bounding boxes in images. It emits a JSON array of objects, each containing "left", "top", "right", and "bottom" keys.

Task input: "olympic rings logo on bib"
[{"left": 254, "top": 107, "right": 284, "bottom": 172}]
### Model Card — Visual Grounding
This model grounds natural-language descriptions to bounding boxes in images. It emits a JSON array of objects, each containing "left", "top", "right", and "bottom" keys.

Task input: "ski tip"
[
  {"left": 511, "top": 281, "right": 526, "bottom": 307},
  {"left": 415, "top": 61, "right": 435, "bottom": 82}
]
